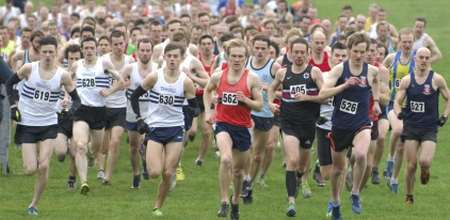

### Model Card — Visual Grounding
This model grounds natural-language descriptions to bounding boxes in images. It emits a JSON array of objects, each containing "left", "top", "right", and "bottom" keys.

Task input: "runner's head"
[
  {"left": 98, "top": 35, "right": 111, "bottom": 56},
  {"left": 164, "top": 42, "right": 185, "bottom": 71},
  {"left": 415, "top": 47, "right": 431, "bottom": 72},
  {"left": 64, "top": 44, "right": 82, "bottom": 68},
  {"left": 39, "top": 36, "right": 58, "bottom": 66},
  {"left": 367, "top": 39, "right": 378, "bottom": 64},
  {"left": 225, "top": 38, "right": 249, "bottom": 72},
  {"left": 330, "top": 42, "right": 347, "bottom": 66},
  {"left": 81, "top": 37, "right": 97, "bottom": 61},
  {"left": 414, "top": 17, "right": 427, "bottom": 38},
  {"left": 311, "top": 30, "right": 326, "bottom": 55},
  {"left": 347, "top": 32, "right": 369, "bottom": 65},
  {"left": 137, "top": 38, "right": 153, "bottom": 64},
  {"left": 289, "top": 38, "right": 309, "bottom": 67},
  {"left": 198, "top": 34, "right": 214, "bottom": 56},
  {"left": 110, "top": 30, "right": 126, "bottom": 56},
  {"left": 30, "top": 30, "right": 44, "bottom": 52},
  {"left": 398, "top": 28, "right": 414, "bottom": 54},
  {"left": 251, "top": 34, "right": 270, "bottom": 61},
  {"left": 269, "top": 41, "right": 280, "bottom": 60}
]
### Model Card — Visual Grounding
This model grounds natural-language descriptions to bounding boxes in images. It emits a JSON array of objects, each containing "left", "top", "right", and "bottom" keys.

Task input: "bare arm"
[
  {"left": 425, "top": 35, "right": 442, "bottom": 63},
  {"left": 382, "top": 53, "right": 394, "bottom": 69},
  {"left": 378, "top": 65, "right": 391, "bottom": 105},
  {"left": 369, "top": 65, "right": 381, "bottom": 114},
  {"left": 435, "top": 73, "right": 450, "bottom": 117},
  {"left": 238, "top": 73, "right": 263, "bottom": 112},
  {"left": 394, "top": 75, "right": 410, "bottom": 116},
  {"left": 295, "top": 66, "right": 325, "bottom": 103},
  {"left": 318, "top": 64, "right": 348, "bottom": 99},
  {"left": 184, "top": 77, "right": 196, "bottom": 100},
  {"left": 186, "top": 57, "right": 210, "bottom": 87},
  {"left": 203, "top": 72, "right": 221, "bottom": 123}
]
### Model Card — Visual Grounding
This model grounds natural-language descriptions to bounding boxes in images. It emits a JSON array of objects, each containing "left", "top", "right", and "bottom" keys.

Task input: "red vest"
[
  {"left": 215, "top": 68, "right": 252, "bottom": 128},
  {"left": 309, "top": 52, "right": 331, "bottom": 72}
]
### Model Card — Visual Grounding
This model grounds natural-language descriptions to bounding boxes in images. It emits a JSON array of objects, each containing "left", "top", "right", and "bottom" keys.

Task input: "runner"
[
  {"left": 268, "top": 38, "right": 324, "bottom": 216},
  {"left": 395, "top": 47, "right": 449, "bottom": 204},
  {"left": 129, "top": 42, "right": 198, "bottom": 216},
  {"left": 204, "top": 39, "right": 262, "bottom": 220},
  {"left": 5, "top": 36, "right": 81, "bottom": 215},
  {"left": 319, "top": 32, "right": 380, "bottom": 219}
]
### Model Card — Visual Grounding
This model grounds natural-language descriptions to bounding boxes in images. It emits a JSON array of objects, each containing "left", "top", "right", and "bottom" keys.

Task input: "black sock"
[{"left": 286, "top": 171, "right": 297, "bottom": 197}]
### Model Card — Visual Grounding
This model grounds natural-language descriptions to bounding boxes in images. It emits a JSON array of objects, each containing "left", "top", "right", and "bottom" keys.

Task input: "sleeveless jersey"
[
  {"left": 317, "top": 72, "right": 333, "bottom": 130},
  {"left": 332, "top": 61, "right": 371, "bottom": 130},
  {"left": 126, "top": 63, "right": 152, "bottom": 122},
  {"left": 404, "top": 71, "right": 439, "bottom": 129},
  {"left": 280, "top": 64, "right": 320, "bottom": 123},
  {"left": 390, "top": 51, "right": 415, "bottom": 101},
  {"left": 413, "top": 33, "right": 427, "bottom": 53},
  {"left": 145, "top": 69, "right": 186, "bottom": 127},
  {"left": 199, "top": 54, "right": 216, "bottom": 76},
  {"left": 309, "top": 52, "right": 331, "bottom": 72},
  {"left": 103, "top": 53, "right": 133, "bottom": 108},
  {"left": 75, "top": 59, "right": 109, "bottom": 107},
  {"left": 246, "top": 57, "right": 275, "bottom": 118},
  {"left": 215, "top": 68, "right": 252, "bottom": 128},
  {"left": 18, "top": 62, "right": 64, "bottom": 126}
]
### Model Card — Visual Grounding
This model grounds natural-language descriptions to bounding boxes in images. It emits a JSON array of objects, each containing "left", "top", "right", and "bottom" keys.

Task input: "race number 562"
[{"left": 222, "top": 92, "right": 238, "bottom": 105}]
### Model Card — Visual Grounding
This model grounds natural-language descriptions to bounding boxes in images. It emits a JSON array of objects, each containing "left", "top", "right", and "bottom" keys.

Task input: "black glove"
[
  {"left": 10, "top": 105, "right": 21, "bottom": 122},
  {"left": 397, "top": 110, "right": 405, "bottom": 120},
  {"left": 438, "top": 115, "right": 448, "bottom": 127},
  {"left": 316, "top": 116, "right": 328, "bottom": 125},
  {"left": 137, "top": 119, "right": 149, "bottom": 134}
]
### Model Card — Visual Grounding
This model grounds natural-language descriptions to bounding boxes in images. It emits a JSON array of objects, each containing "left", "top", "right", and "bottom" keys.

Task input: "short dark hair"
[
  {"left": 347, "top": 32, "right": 370, "bottom": 50},
  {"left": 98, "top": 35, "right": 109, "bottom": 43},
  {"left": 39, "top": 36, "right": 58, "bottom": 49},
  {"left": 21, "top": 27, "right": 32, "bottom": 35},
  {"left": 331, "top": 42, "right": 347, "bottom": 53},
  {"left": 252, "top": 34, "right": 271, "bottom": 47},
  {"left": 416, "top": 16, "right": 427, "bottom": 27},
  {"left": 198, "top": 12, "right": 209, "bottom": 18},
  {"left": 130, "top": 27, "right": 141, "bottom": 35},
  {"left": 31, "top": 30, "right": 45, "bottom": 42},
  {"left": 269, "top": 41, "right": 280, "bottom": 57},
  {"left": 81, "top": 37, "right": 97, "bottom": 48},
  {"left": 70, "top": 26, "right": 81, "bottom": 38},
  {"left": 137, "top": 38, "right": 153, "bottom": 50},
  {"left": 219, "top": 33, "right": 235, "bottom": 45},
  {"left": 164, "top": 42, "right": 185, "bottom": 56},
  {"left": 81, "top": 26, "right": 95, "bottom": 36},
  {"left": 290, "top": 37, "right": 309, "bottom": 51},
  {"left": 110, "top": 30, "right": 125, "bottom": 41},
  {"left": 65, "top": 44, "right": 82, "bottom": 59},
  {"left": 342, "top": 5, "right": 353, "bottom": 11},
  {"left": 198, "top": 34, "right": 214, "bottom": 45},
  {"left": 167, "top": 19, "right": 182, "bottom": 27}
]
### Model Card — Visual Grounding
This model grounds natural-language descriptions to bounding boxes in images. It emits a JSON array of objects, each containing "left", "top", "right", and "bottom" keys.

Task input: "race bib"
[
  {"left": 289, "top": 84, "right": 306, "bottom": 98},
  {"left": 159, "top": 94, "right": 175, "bottom": 105},
  {"left": 81, "top": 78, "right": 96, "bottom": 88},
  {"left": 339, "top": 99, "right": 358, "bottom": 114},
  {"left": 410, "top": 101, "right": 425, "bottom": 113},
  {"left": 328, "top": 97, "right": 334, "bottom": 106},
  {"left": 33, "top": 89, "right": 51, "bottom": 103},
  {"left": 222, "top": 92, "right": 238, "bottom": 106}
]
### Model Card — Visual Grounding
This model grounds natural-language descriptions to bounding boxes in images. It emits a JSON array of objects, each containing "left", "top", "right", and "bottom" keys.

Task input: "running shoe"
[
  {"left": 97, "top": 170, "right": 105, "bottom": 181},
  {"left": 27, "top": 207, "right": 38, "bottom": 216},
  {"left": 313, "top": 162, "right": 326, "bottom": 187},
  {"left": 351, "top": 194, "right": 362, "bottom": 214},
  {"left": 242, "top": 189, "right": 253, "bottom": 204},
  {"left": 152, "top": 208, "right": 163, "bottom": 216},
  {"left": 195, "top": 159, "right": 203, "bottom": 167},
  {"left": 142, "top": 161, "right": 149, "bottom": 180},
  {"left": 326, "top": 201, "right": 333, "bottom": 217},
  {"left": 331, "top": 204, "right": 342, "bottom": 220},
  {"left": 67, "top": 176, "right": 76, "bottom": 190},
  {"left": 241, "top": 180, "right": 251, "bottom": 198},
  {"left": 176, "top": 166, "right": 185, "bottom": 181},
  {"left": 131, "top": 175, "right": 140, "bottom": 189},
  {"left": 371, "top": 167, "right": 381, "bottom": 185},
  {"left": 388, "top": 181, "right": 399, "bottom": 194},
  {"left": 384, "top": 159, "right": 394, "bottom": 179},
  {"left": 420, "top": 168, "right": 430, "bottom": 185},
  {"left": 217, "top": 202, "right": 229, "bottom": 217},
  {"left": 230, "top": 203, "right": 240, "bottom": 220},
  {"left": 80, "top": 183, "right": 90, "bottom": 195},
  {"left": 301, "top": 182, "right": 312, "bottom": 198},
  {"left": 405, "top": 194, "right": 414, "bottom": 205},
  {"left": 286, "top": 202, "right": 296, "bottom": 217}
]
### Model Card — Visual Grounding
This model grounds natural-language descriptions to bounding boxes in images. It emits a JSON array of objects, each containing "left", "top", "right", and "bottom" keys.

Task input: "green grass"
[{"left": 1, "top": 0, "right": 450, "bottom": 219}]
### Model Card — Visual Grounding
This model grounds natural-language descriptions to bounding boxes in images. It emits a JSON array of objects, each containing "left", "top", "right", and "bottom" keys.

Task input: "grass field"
[{"left": 1, "top": 0, "right": 450, "bottom": 220}]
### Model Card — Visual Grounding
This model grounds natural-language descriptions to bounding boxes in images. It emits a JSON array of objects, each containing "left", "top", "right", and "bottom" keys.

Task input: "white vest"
[
  {"left": 103, "top": 53, "right": 133, "bottom": 108},
  {"left": 126, "top": 63, "right": 152, "bottom": 122},
  {"left": 18, "top": 62, "right": 64, "bottom": 126},
  {"left": 75, "top": 59, "right": 109, "bottom": 107},
  {"left": 145, "top": 69, "right": 186, "bottom": 127}
]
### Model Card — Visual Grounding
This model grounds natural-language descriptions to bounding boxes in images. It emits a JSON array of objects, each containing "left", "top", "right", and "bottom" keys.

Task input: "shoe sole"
[
  {"left": 80, "top": 184, "right": 90, "bottom": 195},
  {"left": 286, "top": 209, "right": 296, "bottom": 217}
]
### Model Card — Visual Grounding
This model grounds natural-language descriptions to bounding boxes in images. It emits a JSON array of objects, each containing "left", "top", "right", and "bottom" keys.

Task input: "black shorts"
[
  {"left": 15, "top": 124, "right": 58, "bottom": 144},
  {"left": 380, "top": 105, "right": 388, "bottom": 119},
  {"left": 316, "top": 127, "right": 332, "bottom": 166},
  {"left": 252, "top": 115, "right": 274, "bottom": 132},
  {"left": 105, "top": 107, "right": 126, "bottom": 129},
  {"left": 126, "top": 121, "right": 138, "bottom": 132},
  {"left": 214, "top": 122, "right": 251, "bottom": 152},
  {"left": 371, "top": 120, "right": 379, "bottom": 140},
  {"left": 401, "top": 125, "right": 437, "bottom": 143},
  {"left": 145, "top": 126, "right": 185, "bottom": 145},
  {"left": 196, "top": 95, "right": 205, "bottom": 113},
  {"left": 73, "top": 105, "right": 106, "bottom": 130},
  {"left": 329, "top": 124, "right": 372, "bottom": 152},
  {"left": 57, "top": 112, "right": 73, "bottom": 138},
  {"left": 273, "top": 115, "right": 281, "bottom": 127},
  {"left": 183, "top": 107, "right": 194, "bottom": 131},
  {"left": 281, "top": 119, "right": 315, "bottom": 149}
]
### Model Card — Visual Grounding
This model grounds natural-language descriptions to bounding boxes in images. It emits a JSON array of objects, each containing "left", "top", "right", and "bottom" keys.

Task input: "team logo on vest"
[
  {"left": 359, "top": 76, "right": 367, "bottom": 87},
  {"left": 303, "top": 73, "right": 310, "bottom": 79},
  {"left": 423, "top": 84, "right": 432, "bottom": 95}
]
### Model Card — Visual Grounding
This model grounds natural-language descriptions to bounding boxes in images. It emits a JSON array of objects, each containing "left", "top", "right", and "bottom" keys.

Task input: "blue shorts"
[
  {"left": 214, "top": 122, "right": 251, "bottom": 152},
  {"left": 126, "top": 121, "right": 138, "bottom": 132},
  {"left": 144, "top": 126, "right": 185, "bottom": 145},
  {"left": 183, "top": 107, "right": 194, "bottom": 131},
  {"left": 252, "top": 115, "right": 274, "bottom": 132}
]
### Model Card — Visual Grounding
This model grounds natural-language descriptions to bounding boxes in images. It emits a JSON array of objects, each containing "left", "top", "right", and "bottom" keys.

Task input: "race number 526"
[{"left": 339, "top": 99, "right": 358, "bottom": 114}]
